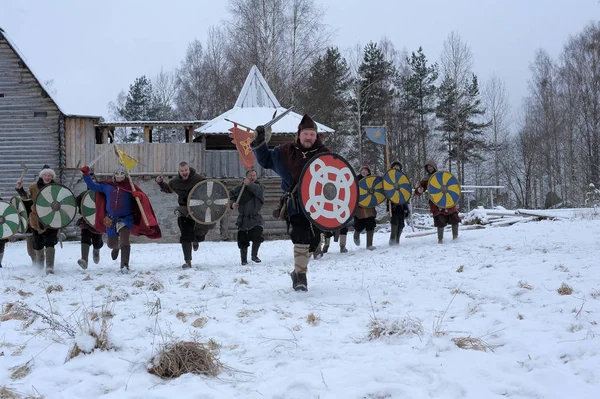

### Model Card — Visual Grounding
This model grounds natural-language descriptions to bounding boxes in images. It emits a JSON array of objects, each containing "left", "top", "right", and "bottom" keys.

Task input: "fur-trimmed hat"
[
  {"left": 297, "top": 114, "right": 318, "bottom": 136},
  {"left": 39, "top": 164, "right": 56, "bottom": 179},
  {"left": 359, "top": 164, "right": 372, "bottom": 175}
]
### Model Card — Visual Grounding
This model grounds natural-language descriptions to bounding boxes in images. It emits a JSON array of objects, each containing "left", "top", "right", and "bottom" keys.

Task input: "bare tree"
[{"left": 483, "top": 74, "right": 510, "bottom": 187}]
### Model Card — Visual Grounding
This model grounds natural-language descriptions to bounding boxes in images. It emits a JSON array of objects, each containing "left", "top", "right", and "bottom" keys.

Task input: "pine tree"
[
  {"left": 297, "top": 47, "right": 351, "bottom": 154},
  {"left": 119, "top": 76, "right": 154, "bottom": 142},
  {"left": 436, "top": 73, "right": 490, "bottom": 185},
  {"left": 403, "top": 47, "right": 438, "bottom": 166}
]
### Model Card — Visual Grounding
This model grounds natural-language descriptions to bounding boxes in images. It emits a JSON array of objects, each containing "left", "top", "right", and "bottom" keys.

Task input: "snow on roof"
[
  {"left": 197, "top": 65, "right": 334, "bottom": 135},
  {"left": 0, "top": 27, "right": 100, "bottom": 119},
  {"left": 196, "top": 106, "right": 334, "bottom": 134}
]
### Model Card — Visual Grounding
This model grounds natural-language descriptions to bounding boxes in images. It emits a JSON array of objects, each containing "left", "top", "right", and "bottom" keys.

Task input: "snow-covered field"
[{"left": 1, "top": 212, "right": 600, "bottom": 398}]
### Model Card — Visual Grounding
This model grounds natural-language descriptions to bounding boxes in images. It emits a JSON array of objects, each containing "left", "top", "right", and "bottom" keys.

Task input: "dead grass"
[
  {"left": 65, "top": 304, "right": 115, "bottom": 362},
  {"left": 17, "top": 290, "right": 33, "bottom": 298},
  {"left": 367, "top": 316, "right": 424, "bottom": 340},
  {"left": 0, "top": 386, "right": 43, "bottom": 399},
  {"left": 45, "top": 285, "right": 63, "bottom": 294},
  {"left": 306, "top": 313, "right": 320, "bottom": 326},
  {"left": 82, "top": 275, "right": 92, "bottom": 281},
  {"left": 518, "top": 281, "right": 533, "bottom": 290},
  {"left": 237, "top": 278, "right": 248, "bottom": 285},
  {"left": 558, "top": 283, "right": 573, "bottom": 296},
  {"left": 178, "top": 274, "right": 189, "bottom": 280},
  {"left": 176, "top": 312, "right": 187, "bottom": 323},
  {"left": 451, "top": 336, "right": 497, "bottom": 352},
  {"left": 1, "top": 303, "right": 37, "bottom": 328},
  {"left": 590, "top": 289, "right": 600, "bottom": 299},
  {"left": 148, "top": 278, "right": 164, "bottom": 292},
  {"left": 9, "top": 360, "right": 33, "bottom": 380},
  {"left": 456, "top": 265, "right": 464, "bottom": 273},
  {"left": 181, "top": 282, "right": 191, "bottom": 289},
  {"left": 132, "top": 280, "right": 145, "bottom": 288},
  {"left": 94, "top": 285, "right": 105, "bottom": 291},
  {"left": 191, "top": 317, "right": 208, "bottom": 328},
  {"left": 148, "top": 341, "right": 223, "bottom": 379},
  {"left": 517, "top": 314, "right": 524, "bottom": 320}
]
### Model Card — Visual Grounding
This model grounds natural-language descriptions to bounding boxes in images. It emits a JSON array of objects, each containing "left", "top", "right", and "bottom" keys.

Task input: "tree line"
[{"left": 108, "top": 0, "right": 600, "bottom": 210}]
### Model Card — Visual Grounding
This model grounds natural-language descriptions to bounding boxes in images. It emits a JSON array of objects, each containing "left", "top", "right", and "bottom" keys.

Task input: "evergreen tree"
[
  {"left": 350, "top": 42, "right": 395, "bottom": 172},
  {"left": 403, "top": 47, "right": 438, "bottom": 166},
  {"left": 297, "top": 47, "right": 351, "bottom": 154},
  {"left": 119, "top": 76, "right": 154, "bottom": 142},
  {"left": 436, "top": 73, "right": 490, "bottom": 185}
]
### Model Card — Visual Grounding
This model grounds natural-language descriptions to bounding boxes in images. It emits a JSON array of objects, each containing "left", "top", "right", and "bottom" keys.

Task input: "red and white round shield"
[{"left": 298, "top": 153, "right": 358, "bottom": 232}]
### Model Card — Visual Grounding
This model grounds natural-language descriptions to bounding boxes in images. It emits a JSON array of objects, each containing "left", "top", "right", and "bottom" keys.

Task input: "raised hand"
[{"left": 81, "top": 165, "right": 90, "bottom": 176}]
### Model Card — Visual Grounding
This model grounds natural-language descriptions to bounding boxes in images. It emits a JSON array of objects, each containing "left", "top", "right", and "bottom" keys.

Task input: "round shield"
[
  {"left": 0, "top": 200, "right": 20, "bottom": 239},
  {"left": 358, "top": 175, "right": 385, "bottom": 208},
  {"left": 298, "top": 152, "right": 358, "bottom": 232},
  {"left": 80, "top": 190, "right": 97, "bottom": 227},
  {"left": 35, "top": 184, "right": 77, "bottom": 229},
  {"left": 187, "top": 179, "right": 230, "bottom": 225},
  {"left": 383, "top": 169, "right": 412, "bottom": 205},
  {"left": 428, "top": 171, "right": 461, "bottom": 209},
  {"left": 10, "top": 196, "right": 28, "bottom": 233}
]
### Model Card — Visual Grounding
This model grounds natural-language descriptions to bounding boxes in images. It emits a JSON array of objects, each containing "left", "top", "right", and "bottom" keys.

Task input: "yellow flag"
[{"left": 116, "top": 149, "right": 139, "bottom": 172}]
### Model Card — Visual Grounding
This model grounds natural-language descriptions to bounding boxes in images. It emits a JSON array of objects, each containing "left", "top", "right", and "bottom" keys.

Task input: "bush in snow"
[{"left": 65, "top": 304, "right": 115, "bottom": 362}]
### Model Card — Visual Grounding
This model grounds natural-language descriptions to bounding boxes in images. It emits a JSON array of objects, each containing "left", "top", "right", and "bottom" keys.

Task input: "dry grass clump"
[
  {"left": 65, "top": 305, "right": 115, "bottom": 362},
  {"left": 1, "top": 303, "right": 27, "bottom": 322},
  {"left": 518, "top": 281, "right": 533, "bottom": 290},
  {"left": 148, "top": 278, "right": 164, "bottom": 292},
  {"left": 0, "top": 385, "right": 43, "bottom": 399},
  {"left": 17, "top": 290, "right": 33, "bottom": 298},
  {"left": 306, "top": 313, "right": 320, "bottom": 326},
  {"left": 451, "top": 336, "right": 497, "bottom": 352},
  {"left": 148, "top": 341, "right": 223, "bottom": 379},
  {"left": 95, "top": 285, "right": 105, "bottom": 291},
  {"left": 456, "top": 265, "right": 464, "bottom": 273},
  {"left": 9, "top": 360, "right": 33, "bottom": 380},
  {"left": 45, "top": 285, "right": 63, "bottom": 294},
  {"left": 591, "top": 289, "right": 600, "bottom": 299},
  {"left": 132, "top": 280, "right": 145, "bottom": 288},
  {"left": 367, "top": 316, "right": 424, "bottom": 340},
  {"left": 83, "top": 275, "right": 92, "bottom": 281},
  {"left": 176, "top": 312, "right": 187, "bottom": 323},
  {"left": 191, "top": 317, "right": 208, "bottom": 328},
  {"left": 557, "top": 283, "right": 573, "bottom": 296}
]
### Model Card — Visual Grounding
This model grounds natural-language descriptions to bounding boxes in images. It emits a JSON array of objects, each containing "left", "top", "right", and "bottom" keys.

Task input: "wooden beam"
[
  {"left": 103, "top": 127, "right": 109, "bottom": 144},
  {"left": 144, "top": 126, "right": 151, "bottom": 143}
]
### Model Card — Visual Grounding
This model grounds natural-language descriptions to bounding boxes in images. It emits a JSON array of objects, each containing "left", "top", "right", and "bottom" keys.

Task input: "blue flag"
[{"left": 365, "top": 126, "right": 386, "bottom": 145}]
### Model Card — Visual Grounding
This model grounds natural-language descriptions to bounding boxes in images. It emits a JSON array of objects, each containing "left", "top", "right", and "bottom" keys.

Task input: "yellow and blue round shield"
[
  {"left": 358, "top": 176, "right": 385, "bottom": 208},
  {"left": 427, "top": 171, "right": 461, "bottom": 209},
  {"left": 383, "top": 169, "right": 412, "bottom": 205}
]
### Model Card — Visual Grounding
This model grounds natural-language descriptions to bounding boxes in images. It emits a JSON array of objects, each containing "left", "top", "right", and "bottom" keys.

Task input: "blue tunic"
[{"left": 83, "top": 175, "right": 134, "bottom": 237}]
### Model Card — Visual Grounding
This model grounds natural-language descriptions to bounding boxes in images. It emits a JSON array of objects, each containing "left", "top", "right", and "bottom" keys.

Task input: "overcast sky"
[{"left": 1, "top": 0, "right": 598, "bottom": 123}]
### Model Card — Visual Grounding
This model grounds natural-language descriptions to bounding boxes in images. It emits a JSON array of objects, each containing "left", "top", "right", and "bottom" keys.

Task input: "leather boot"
[
  {"left": 389, "top": 225, "right": 397, "bottom": 246},
  {"left": 0, "top": 252, "right": 3, "bottom": 268},
  {"left": 291, "top": 270, "right": 308, "bottom": 292},
  {"left": 396, "top": 227, "right": 402, "bottom": 244},
  {"left": 251, "top": 242, "right": 261, "bottom": 263},
  {"left": 353, "top": 230, "right": 360, "bottom": 246},
  {"left": 437, "top": 227, "right": 444, "bottom": 244},
  {"left": 78, "top": 243, "right": 90, "bottom": 269},
  {"left": 120, "top": 245, "right": 131, "bottom": 273},
  {"left": 26, "top": 236, "right": 36, "bottom": 265},
  {"left": 366, "top": 230, "right": 376, "bottom": 250},
  {"left": 452, "top": 223, "right": 459, "bottom": 240},
  {"left": 339, "top": 234, "right": 348, "bottom": 253},
  {"left": 322, "top": 236, "right": 330, "bottom": 253},
  {"left": 45, "top": 247, "right": 55, "bottom": 275},
  {"left": 92, "top": 248, "right": 100, "bottom": 264},
  {"left": 240, "top": 247, "right": 248, "bottom": 265},
  {"left": 181, "top": 242, "right": 192, "bottom": 269},
  {"left": 35, "top": 249, "right": 45, "bottom": 268}
]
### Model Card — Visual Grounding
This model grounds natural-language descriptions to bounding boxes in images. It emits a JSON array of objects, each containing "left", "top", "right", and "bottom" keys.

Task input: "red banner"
[{"left": 228, "top": 124, "right": 256, "bottom": 169}]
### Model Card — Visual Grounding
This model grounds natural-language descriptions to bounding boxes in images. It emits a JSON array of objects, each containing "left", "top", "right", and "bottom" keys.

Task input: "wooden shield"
[
  {"left": 383, "top": 169, "right": 412, "bottom": 205},
  {"left": 10, "top": 196, "right": 28, "bottom": 233},
  {"left": 80, "top": 190, "right": 97, "bottom": 227},
  {"left": 187, "top": 179, "right": 230, "bottom": 225},
  {"left": 298, "top": 153, "right": 358, "bottom": 232},
  {"left": 427, "top": 171, "right": 461, "bottom": 209},
  {"left": 358, "top": 175, "right": 385, "bottom": 208},
  {"left": 0, "top": 201, "right": 20, "bottom": 239},
  {"left": 35, "top": 184, "right": 77, "bottom": 229}
]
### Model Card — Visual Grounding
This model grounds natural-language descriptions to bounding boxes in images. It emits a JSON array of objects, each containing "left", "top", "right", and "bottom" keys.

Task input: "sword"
[
  {"left": 87, "top": 141, "right": 118, "bottom": 167},
  {"left": 225, "top": 106, "right": 295, "bottom": 142}
]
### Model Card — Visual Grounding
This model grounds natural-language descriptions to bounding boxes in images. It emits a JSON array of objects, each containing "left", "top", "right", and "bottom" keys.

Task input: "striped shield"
[
  {"left": 0, "top": 200, "right": 20, "bottom": 239},
  {"left": 35, "top": 184, "right": 77, "bottom": 229}
]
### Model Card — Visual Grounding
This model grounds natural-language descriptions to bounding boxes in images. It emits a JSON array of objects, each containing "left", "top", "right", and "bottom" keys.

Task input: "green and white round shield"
[
  {"left": 10, "top": 196, "right": 28, "bottom": 233},
  {"left": 80, "top": 190, "right": 97, "bottom": 227},
  {"left": 0, "top": 200, "right": 20, "bottom": 239},
  {"left": 35, "top": 184, "right": 77, "bottom": 229}
]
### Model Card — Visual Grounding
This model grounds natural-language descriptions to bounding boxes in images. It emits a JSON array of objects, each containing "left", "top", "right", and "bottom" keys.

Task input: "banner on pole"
[{"left": 364, "top": 126, "right": 387, "bottom": 145}]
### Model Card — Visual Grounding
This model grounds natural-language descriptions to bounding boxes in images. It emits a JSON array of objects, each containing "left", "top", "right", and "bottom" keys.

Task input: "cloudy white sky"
[{"left": 1, "top": 0, "right": 598, "bottom": 123}]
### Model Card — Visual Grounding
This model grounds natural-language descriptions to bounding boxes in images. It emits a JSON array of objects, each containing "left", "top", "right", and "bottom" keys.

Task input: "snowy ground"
[{"left": 1, "top": 212, "right": 600, "bottom": 399}]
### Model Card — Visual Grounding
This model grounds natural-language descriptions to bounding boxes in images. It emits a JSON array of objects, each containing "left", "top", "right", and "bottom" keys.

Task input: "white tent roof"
[{"left": 196, "top": 65, "right": 334, "bottom": 135}]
